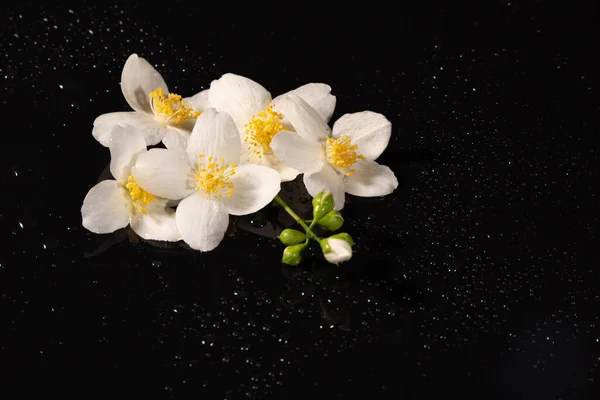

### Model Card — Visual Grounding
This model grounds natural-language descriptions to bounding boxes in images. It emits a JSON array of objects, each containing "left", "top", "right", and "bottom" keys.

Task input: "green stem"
[{"left": 274, "top": 195, "right": 319, "bottom": 240}]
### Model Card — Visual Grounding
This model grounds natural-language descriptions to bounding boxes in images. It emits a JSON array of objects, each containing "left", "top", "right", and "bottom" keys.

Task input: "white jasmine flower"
[
  {"left": 131, "top": 108, "right": 281, "bottom": 251},
  {"left": 92, "top": 53, "right": 210, "bottom": 151},
  {"left": 208, "top": 73, "right": 336, "bottom": 181},
  {"left": 81, "top": 126, "right": 181, "bottom": 241},
  {"left": 271, "top": 94, "right": 398, "bottom": 210}
]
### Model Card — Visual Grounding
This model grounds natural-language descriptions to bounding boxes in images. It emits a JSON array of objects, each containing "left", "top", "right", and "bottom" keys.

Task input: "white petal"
[
  {"left": 108, "top": 126, "right": 147, "bottom": 184},
  {"left": 261, "top": 154, "right": 299, "bottom": 182},
  {"left": 81, "top": 180, "right": 131, "bottom": 234},
  {"left": 331, "top": 111, "right": 391, "bottom": 161},
  {"left": 275, "top": 94, "right": 331, "bottom": 142},
  {"left": 221, "top": 164, "right": 281, "bottom": 215},
  {"left": 278, "top": 166, "right": 300, "bottom": 182},
  {"left": 130, "top": 201, "right": 181, "bottom": 242},
  {"left": 187, "top": 108, "right": 241, "bottom": 164},
  {"left": 92, "top": 112, "right": 165, "bottom": 147},
  {"left": 344, "top": 160, "right": 398, "bottom": 197},
  {"left": 121, "top": 53, "right": 168, "bottom": 114},
  {"left": 239, "top": 143, "right": 260, "bottom": 166},
  {"left": 270, "top": 130, "right": 325, "bottom": 173},
  {"left": 273, "top": 83, "right": 336, "bottom": 123},
  {"left": 176, "top": 193, "right": 229, "bottom": 251},
  {"left": 303, "top": 165, "right": 345, "bottom": 210},
  {"left": 238, "top": 146, "right": 298, "bottom": 182},
  {"left": 162, "top": 125, "right": 190, "bottom": 151},
  {"left": 185, "top": 89, "right": 211, "bottom": 112},
  {"left": 132, "top": 149, "right": 195, "bottom": 200},
  {"left": 208, "top": 73, "right": 271, "bottom": 126}
]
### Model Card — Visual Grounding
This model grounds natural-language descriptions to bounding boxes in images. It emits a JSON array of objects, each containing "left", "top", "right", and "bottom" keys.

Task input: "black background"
[{"left": 1, "top": 1, "right": 599, "bottom": 398}]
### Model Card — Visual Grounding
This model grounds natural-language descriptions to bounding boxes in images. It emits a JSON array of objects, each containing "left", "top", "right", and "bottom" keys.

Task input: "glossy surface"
[{"left": 2, "top": 2, "right": 599, "bottom": 398}]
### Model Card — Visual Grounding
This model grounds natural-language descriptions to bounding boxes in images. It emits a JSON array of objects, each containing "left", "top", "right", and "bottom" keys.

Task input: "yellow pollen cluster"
[
  {"left": 244, "top": 104, "right": 284, "bottom": 158},
  {"left": 149, "top": 87, "right": 200, "bottom": 126},
  {"left": 325, "top": 136, "right": 366, "bottom": 176},
  {"left": 195, "top": 154, "right": 237, "bottom": 198},
  {"left": 125, "top": 175, "right": 155, "bottom": 214}
]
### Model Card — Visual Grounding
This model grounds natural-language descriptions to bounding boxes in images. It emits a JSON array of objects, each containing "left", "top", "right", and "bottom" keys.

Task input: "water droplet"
[
  {"left": 151, "top": 260, "right": 162, "bottom": 268},
  {"left": 278, "top": 333, "right": 290, "bottom": 343},
  {"left": 299, "top": 195, "right": 310, "bottom": 204},
  {"left": 249, "top": 213, "right": 266, "bottom": 228},
  {"left": 233, "top": 289, "right": 247, "bottom": 299},
  {"left": 262, "top": 324, "right": 271, "bottom": 332},
  {"left": 202, "top": 334, "right": 216, "bottom": 346}
]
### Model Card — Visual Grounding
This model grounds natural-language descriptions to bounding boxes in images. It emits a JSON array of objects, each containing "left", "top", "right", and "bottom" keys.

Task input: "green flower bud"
[
  {"left": 329, "top": 232, "right": 355, "bottom": 247},
  {"left": 316, "top": 210, "right": 344, "bottom": 231},
  {"left": 282, "top": 243, "right": 307, "bottom": 266},
  {"left": 312, "top": 191, "right": 334, "bottom": 221},
  {"left": 278, "top": 229, "right": 306, "bottom": 246}
]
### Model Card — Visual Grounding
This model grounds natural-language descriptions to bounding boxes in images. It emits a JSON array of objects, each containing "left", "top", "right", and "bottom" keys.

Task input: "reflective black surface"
[{"left": 2, "top": 2, "right": 599, "bottom": 398}]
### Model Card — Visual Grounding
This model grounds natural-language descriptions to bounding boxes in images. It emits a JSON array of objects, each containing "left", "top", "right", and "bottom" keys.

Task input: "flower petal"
[
  {"left": 221, "top": 164, "right": 281, "bottom": 215},
  {"left": 271, "top": 130, "right": 325, "bottom": 173},
  {"left": 162, "top": 125, "right": 191, "bottom": 152},
  {"left": 331, "top": 111, "right": 391, "bottom": 161},
  {"left": 303, "top": 165, "right": 345, "bottom": 210},
  {"left": 130, "top": 201, "right": 181, "bottom": 242},
  {"left": 131, "top": 148, "right": 195, "bottom": 200},
  {"left": 176, "top": 193, "right": 229, "bottom": 251},
  {"left": 208, "top": 73, "right": 271, "bottom": 126},
  {"left": 81, "top": 180, "right": 131, "bottom": 234},
  {"left": 344, "top": 160, "right": 398, "bottom": 197},
  {"left": 108, "top": 126, "right": 147, "bottom": 184},
  {"left": 238, "top": 146, "right": 298, "bottom": 182},
  {"left": 185, "top": 89, "right": 211, "bottom": 112},
  {"left": 261, "top": 154, "right": 299, "bottom": 182},
  {"left": 278, "top": 166, "right": 300, "bottom": 182},
  {"left": 121, "top": 53, "right": 169, "bottom": 114},
  {"left": 187, "top": 108, "right": 241, "bottom": 164},
  {"left": 275, "top": 94, "right": 331, "bottom": 143},
  {"left": 92, "top": 112, "right": 165, "bottom": 147},
  {"left": 273, "top": 83, "right": 336, "bottom": 123}
]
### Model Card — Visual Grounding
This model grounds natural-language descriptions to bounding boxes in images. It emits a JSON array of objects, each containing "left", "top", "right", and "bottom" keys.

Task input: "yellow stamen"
[
  {"left": 195, "top": 154, "right": 237, "bottom": 198},
  {"left": 325, "top": 136, "right": 366, "bottom": 176},
  {"left": 244, "top": 103, "right": 284, "bottom": 158},
  {"left": 149, "top": 87, "right": 201, "bottom": 126},
  {"left": 125, "top": 175, "right": 155, "bottom": 214}
]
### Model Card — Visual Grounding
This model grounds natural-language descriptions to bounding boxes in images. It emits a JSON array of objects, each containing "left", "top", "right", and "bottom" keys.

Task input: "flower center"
[
  {"left": 125, "top": 175, "right": 155, "bottom": 214},
  {"left": 195, "top": 154, "right": 237, "bottom": 198},
  {"left": 244, "top": 103, "right": 284, "bottom": 158},
  {"left": 149, "top": 87, "right": 201, "bottom": 126},
  {"left": 325, "top": 136, "right": 366, "bottom": 176}
]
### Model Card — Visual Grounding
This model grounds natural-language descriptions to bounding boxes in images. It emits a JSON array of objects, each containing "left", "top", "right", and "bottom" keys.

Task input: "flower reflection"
[{"left": 84, "top": 165, "right": 351, "bottom": 328}]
